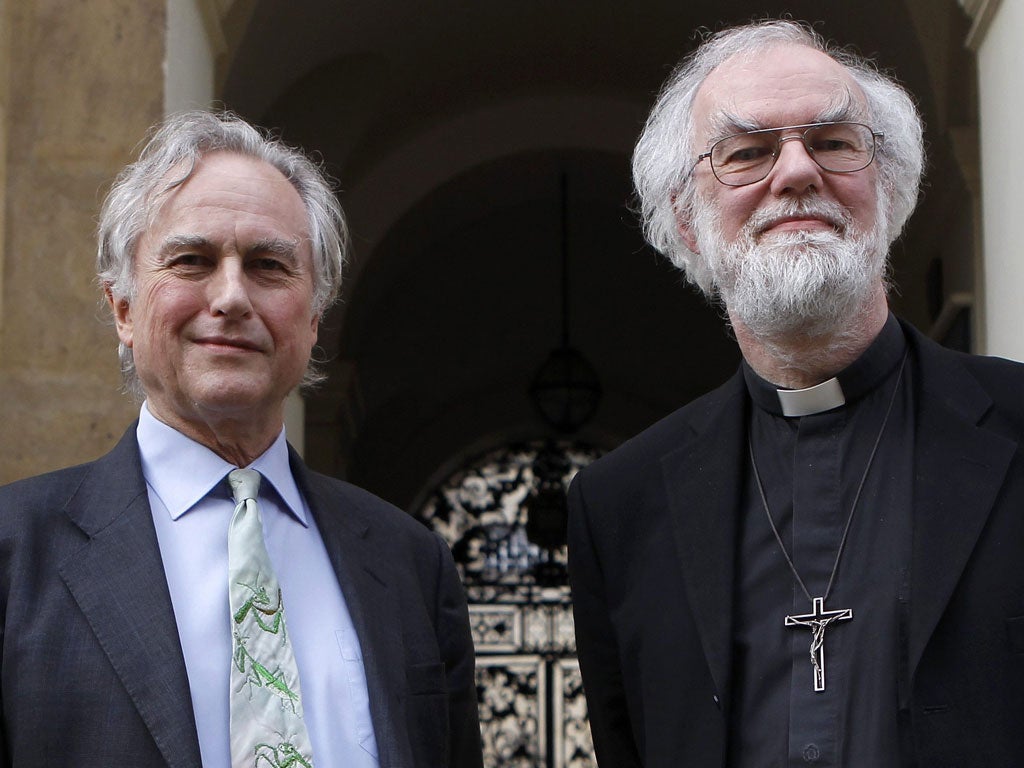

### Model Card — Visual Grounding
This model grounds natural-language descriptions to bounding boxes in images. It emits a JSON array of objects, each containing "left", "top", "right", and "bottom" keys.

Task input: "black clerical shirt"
[{"left": 728, "top": 315, "right": 914, "bottom": 768}]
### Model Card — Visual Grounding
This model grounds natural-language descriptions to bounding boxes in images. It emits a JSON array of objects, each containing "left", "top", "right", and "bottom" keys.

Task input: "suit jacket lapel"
[
  {"left": 58, "top": 428, "right": 201, "bottom": 768},
  {"left": 660, "top": 372, "right": 748, "bottom": 708},
  {"left": 907, "top": 332, "right": 1017, "bottom": 682},
  {"left": 294, "top": 458, "right": 410, "bottom": 768}
]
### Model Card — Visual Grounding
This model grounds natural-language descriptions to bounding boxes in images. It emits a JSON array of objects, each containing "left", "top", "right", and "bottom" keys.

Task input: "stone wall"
[{"left": 0, "top": 0, "right": 166, "bottom": 483}]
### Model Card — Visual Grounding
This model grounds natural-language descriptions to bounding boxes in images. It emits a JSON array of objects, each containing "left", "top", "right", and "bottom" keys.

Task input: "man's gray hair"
[
  {"left": 631, "top": 20, "right": 925, "bottom": 295},
  {"left": 97, "top": 110, "right": 347, "bottom": 392}
]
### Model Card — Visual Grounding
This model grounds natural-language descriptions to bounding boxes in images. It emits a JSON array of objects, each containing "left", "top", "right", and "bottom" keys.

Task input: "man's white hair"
[
  {"left": 97, "top": 110, "right": 347, "bottom": 395},
  {"left": 631, "top": 19, "right": 925, "bottom": 296}
]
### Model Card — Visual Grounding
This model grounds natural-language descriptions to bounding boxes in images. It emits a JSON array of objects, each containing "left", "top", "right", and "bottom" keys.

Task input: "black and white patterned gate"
[{"left": 416, "top": 440, "right": 600, "bottom": 768}]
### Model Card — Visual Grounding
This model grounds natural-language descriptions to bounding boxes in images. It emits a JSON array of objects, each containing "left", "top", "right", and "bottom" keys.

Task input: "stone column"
[
  {"left": 964, "top": 0, "right": 1024, "bottom": 360},
  {"left": 0, "top": 0, "right": 166, "bottom": 483}
]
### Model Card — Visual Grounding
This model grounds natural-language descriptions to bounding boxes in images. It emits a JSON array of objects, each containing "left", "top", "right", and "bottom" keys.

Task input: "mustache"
[{"left": 744, "top": 197, "right": 854, "bottom": 236}]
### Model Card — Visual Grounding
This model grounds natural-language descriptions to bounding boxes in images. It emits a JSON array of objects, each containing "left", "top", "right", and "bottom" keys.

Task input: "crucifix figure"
[{"left": 785, "top": 596, "right": 853, "bottom": 692}]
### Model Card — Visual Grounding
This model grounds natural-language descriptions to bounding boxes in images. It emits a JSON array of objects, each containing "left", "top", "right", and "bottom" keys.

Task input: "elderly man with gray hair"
[
  {"left": 0, "top": 111, "right": 483, "bottom": 768},
  {"left": 568, "top": 19, "right": 1024, "bottom": 768}
]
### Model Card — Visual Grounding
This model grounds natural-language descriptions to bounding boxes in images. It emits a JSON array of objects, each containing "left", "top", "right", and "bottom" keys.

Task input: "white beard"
[{"left": 692, "top": 194, "right": 889, "bottom": 340}]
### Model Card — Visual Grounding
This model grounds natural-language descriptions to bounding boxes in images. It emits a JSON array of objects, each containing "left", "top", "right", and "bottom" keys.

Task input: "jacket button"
[{"left": 802, "top": 743, "right": 820, "bottom": 763}]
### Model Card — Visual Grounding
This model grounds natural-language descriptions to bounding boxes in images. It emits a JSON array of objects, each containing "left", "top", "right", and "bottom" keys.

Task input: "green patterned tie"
[{"left": 227, "top": 468, "right": 314, "bottom": 768}]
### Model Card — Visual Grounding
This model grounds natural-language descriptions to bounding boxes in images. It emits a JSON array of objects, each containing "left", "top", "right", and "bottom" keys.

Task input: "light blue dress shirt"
[{"left": 137, "top": 403, "right": 380, "bottom": 768}]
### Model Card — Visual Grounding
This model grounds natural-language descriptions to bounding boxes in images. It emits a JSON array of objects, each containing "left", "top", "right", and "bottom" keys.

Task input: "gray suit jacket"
[
  {"left": 0, "top": 425, "right": 482, "bottom": 768},
  {"left": 569, "top": 321, "right": 1024, "bottom": 767}
]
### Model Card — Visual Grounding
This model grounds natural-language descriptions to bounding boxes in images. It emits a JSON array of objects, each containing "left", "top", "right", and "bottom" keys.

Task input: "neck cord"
[{"left": 747, "top": 350, "right": 908, "bottom": 605}]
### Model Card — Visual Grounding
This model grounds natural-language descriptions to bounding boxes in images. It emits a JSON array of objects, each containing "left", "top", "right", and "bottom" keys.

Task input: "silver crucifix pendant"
[{"left": 785, "top": 596, "right": 853, "bottom": 691}]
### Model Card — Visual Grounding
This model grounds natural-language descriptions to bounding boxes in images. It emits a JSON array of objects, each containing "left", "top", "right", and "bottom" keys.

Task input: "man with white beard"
[{"left": 567, "top": 19, "right": 1024, "bottom": 768}]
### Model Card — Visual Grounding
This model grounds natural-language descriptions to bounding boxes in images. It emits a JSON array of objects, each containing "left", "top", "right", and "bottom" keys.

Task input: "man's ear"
[
  {"left": 670, "top": 193, "right": 700, "bottom": 255},
  {"left": 105, "top": 285, "right": 134, "bottom": 348},
  {"left": 677, "top": 219, "right": 700, "bottom": 255}
]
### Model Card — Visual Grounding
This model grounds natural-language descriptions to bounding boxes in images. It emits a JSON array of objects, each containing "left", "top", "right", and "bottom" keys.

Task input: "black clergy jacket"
[{"left": 568, "top": 319, "right": 1024, "bottom": 768}]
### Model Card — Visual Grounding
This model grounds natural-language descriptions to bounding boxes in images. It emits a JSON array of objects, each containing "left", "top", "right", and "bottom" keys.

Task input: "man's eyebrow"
[
  {"left": 155, "top": 234, "right": 303, "bottom": 262},
  {"left": 246, "top": 237, "right": 301, "bottom": 260},
  {"left": 157, "top": 234, "right": 212, "bottom": 257},
  {"left": 816, "top": 89, "right": 863, "bottom": 123},
  {"left": 705, "top": 89, "right": 866, "bottom": 143},
  {"left": 706, "top": 111, "right": 762, "bottom": 140}
]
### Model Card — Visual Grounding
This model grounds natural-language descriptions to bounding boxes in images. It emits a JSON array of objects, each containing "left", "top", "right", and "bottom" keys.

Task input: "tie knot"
[{"left": 228, "top": 468, "right": 261, "bottom": 504}]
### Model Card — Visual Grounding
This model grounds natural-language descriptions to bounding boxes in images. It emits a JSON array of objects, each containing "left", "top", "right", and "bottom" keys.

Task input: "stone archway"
[{"left": 213, "top": 1, "right": 980, "bottom": 488}]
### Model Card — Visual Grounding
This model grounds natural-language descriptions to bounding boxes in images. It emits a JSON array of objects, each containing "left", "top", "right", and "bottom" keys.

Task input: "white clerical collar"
[{"left": 775, "top": 377, "right": 846, "bottom": 417}]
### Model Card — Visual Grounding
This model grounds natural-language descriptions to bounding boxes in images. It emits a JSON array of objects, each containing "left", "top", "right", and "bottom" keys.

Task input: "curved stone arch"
[{"left": 338, "top": 94, "right": 647, "bottom": 302}]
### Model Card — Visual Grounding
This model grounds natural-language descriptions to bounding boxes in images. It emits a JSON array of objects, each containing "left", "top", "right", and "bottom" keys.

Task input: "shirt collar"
[
  {"left": 136, "top": 402, "right": 308, "bottom": 525},
  {"left": 743, "top": 313, "right": 907, "bottom": 417}
]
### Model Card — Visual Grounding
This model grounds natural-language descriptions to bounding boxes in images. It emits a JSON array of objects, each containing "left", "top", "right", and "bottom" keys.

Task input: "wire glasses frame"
[{"left": 694, "top": 121, "right": 885, "bottom": 187}]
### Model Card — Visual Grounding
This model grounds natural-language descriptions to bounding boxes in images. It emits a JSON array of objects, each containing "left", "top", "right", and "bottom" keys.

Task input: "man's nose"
[
  {"left": 768, "top": 134, "right": 823, "bottom": 196},
  {"left": 208, "top": 259, "right": 253, "bottom": 317}
]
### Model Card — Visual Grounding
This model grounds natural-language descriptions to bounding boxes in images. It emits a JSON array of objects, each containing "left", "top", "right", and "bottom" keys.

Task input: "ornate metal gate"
[{"left": 416, "top": 440, "right": 600, "bottom": 767}]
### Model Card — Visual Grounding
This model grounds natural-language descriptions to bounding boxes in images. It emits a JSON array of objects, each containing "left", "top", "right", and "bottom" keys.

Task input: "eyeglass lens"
[{"left": 710, "top": 123, "right": 876, "bottom": 186}]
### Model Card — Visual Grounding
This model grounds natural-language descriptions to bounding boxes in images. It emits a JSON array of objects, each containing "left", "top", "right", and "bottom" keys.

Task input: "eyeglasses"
[{"left": 694, "top": 121, "right": 884, "bottom": 187}]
